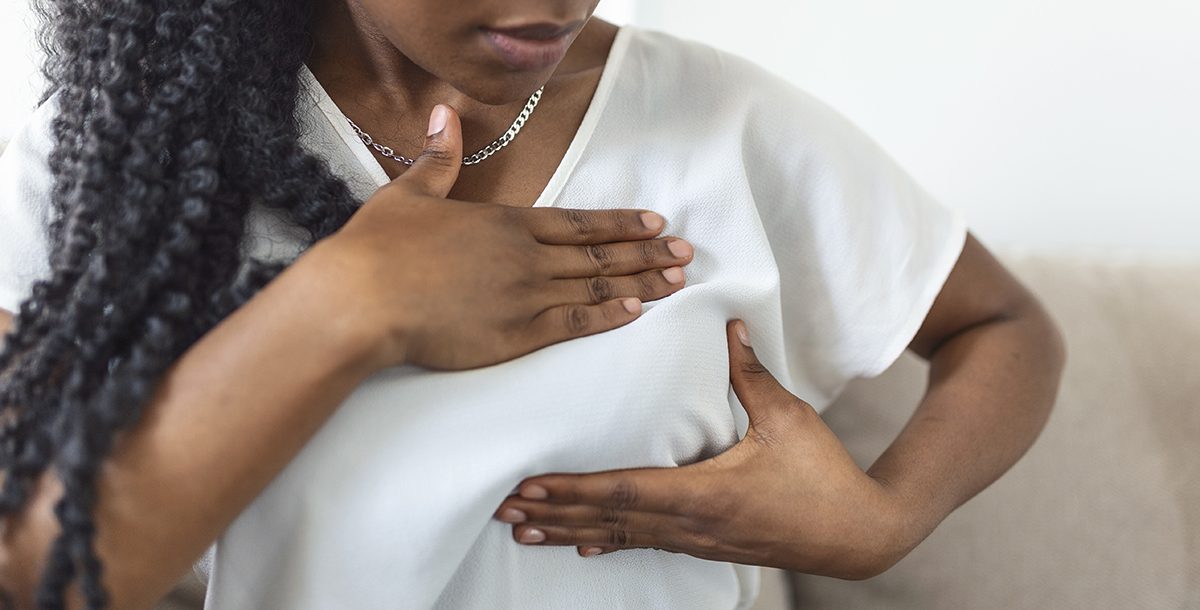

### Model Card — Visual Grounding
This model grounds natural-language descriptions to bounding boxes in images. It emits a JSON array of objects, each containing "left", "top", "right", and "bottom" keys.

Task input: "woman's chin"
[{"left": 451, "top": 70, "right": 556, "bottom": 106}]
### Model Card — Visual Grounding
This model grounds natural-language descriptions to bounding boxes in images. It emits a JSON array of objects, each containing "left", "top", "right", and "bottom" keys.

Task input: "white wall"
[
  {"left": 623, "top": 0, "right": 1200, "bottom": 260},
  {"left": 0, "top": 1, "right": 42, "bottom": 142},
  {"left": 3, "top": 1, "right": 1196, "bottom": 259}
]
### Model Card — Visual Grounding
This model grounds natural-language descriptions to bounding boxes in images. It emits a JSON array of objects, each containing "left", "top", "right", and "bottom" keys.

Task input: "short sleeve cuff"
[
  {"left": 860, "top": 206, "right": 969, "bottom": 378},
  {"left": 0, "top": 283, "right": 27, "bottom": 314}
]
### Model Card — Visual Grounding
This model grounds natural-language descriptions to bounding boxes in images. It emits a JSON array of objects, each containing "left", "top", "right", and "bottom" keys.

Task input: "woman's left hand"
[{"left": 492, "top": 320, "right": 913, "bottom": 580}]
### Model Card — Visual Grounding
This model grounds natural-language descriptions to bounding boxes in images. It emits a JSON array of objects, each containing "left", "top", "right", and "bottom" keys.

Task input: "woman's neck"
[
  {"left": 305, "top": 1, "right": 611, "bottom": 151},
  {"left": 307, "top": 1, "right": 477, "bottom": 117},
  {"left": 303, "top": 1, "right": 618, "bottom": 203}
]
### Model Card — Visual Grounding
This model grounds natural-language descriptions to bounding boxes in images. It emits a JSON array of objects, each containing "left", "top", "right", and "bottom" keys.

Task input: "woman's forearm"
[
  {"left": 866, "top": 298, "right": 1067, "bottom": 567},
  {"left": 0, "top": 245, "right": 383, "bottom": 610}
]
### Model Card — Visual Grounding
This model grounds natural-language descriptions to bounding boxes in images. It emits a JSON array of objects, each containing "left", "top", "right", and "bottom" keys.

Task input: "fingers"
[
  {"left": 545, "top": 238, "right": 694, "bottom": 278},
  {"left": 727, "top": 320, "right": 780, "bottom": 395},
  {"left": 726, "top": 320, "right": 814, "bottom": 423},
  {"left": 394, "top": 104, "right": 463, "bottom": 198},
  {"left": 508, "top": 524, "right": 662, "bottom": 550},
  {"left": 525, "top": 298, "right": 643, "bottom": 346},
  {"left": 512, "top": 469, "right": 693, "bottom": 514},
  {"left": 495, "top": 499, "right": 677, "bottom": 535},
  {"left": 551, "top": 266, "right": 686, "bottom": 306},
  {"left": 577, "top": 545, "right": 618, "bottom": 557},
  {"left": 523, "top": 208, "right": 667, "bottom": 245}
]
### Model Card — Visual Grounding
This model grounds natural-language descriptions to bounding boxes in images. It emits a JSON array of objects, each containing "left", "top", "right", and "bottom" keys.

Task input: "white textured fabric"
[
  {"left": 0, "top": 25, "right": 967, "bottom": 610},
  {"left": 0, "top": 96, "right": 57, "bottom": 315}
]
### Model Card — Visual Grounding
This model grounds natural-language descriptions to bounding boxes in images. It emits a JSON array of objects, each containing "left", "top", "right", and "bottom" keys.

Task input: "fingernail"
[
  {"left": 662, "top": 266, "right": 685, "bottom": 284},
  {"left": 736, "top": 321, "right": 751, "bottom": 347},
  {"left": 520, "top": 484, "right": 549, "bottom": 500},
  {"left": 581, "top": 547, "right": 603, "bottom": 557},
  {"left": 498, "top": 508, "right": 526, "bottom": 523},
  {"left": 667, "top": 239, "right": 693, "bottom": 259},
  {"left": 622, "top": 298, "right": 642, "bottom": 314},
  {"left": 427, "top": 105, "right": 449, "bottom": 136},
  {"left": 519, "top": 528, "right": 546, "bottom": 544},
  {"left": 640, "top": 212, "right": 664, "bottom": 231}
]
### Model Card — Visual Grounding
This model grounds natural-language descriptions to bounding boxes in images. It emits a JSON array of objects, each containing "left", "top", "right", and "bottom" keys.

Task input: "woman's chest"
[
  {"left": 293, "top": 281, "right": 763, "bottom": 492},
  {"left": 242, "top": 161, "right": 789, "bottom": 478},
  {"left": 215, "top": 172, "right": 790, "bottom": 606},
  {"left": 293, "top": 169, "right": 785, "bottom": 480}
]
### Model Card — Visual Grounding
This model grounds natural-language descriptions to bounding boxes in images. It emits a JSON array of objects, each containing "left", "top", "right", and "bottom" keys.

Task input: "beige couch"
[
  {"left": 155, "top": 253, "right": 1198, "bottom": 609},
  {"left": 753, "top": 253, "right": 1200, "bottom": 609}
]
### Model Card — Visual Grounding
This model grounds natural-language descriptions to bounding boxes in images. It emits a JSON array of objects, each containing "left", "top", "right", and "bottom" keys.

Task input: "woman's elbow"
[{"left": 1026, "top": 296, "right": 1068, "bottom": 387}]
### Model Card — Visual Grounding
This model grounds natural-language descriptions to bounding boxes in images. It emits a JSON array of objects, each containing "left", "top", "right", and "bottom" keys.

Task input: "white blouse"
[{"left": 0, "top": 25, "right": 966, "bottom": 610}]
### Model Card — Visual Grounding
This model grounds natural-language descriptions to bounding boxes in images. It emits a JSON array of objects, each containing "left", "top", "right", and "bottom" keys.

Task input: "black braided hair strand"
[{"left": 0, "top": 0, "right": 361, "bottom": 606}]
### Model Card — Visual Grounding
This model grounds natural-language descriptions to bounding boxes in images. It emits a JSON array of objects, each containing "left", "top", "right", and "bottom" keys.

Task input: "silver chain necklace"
[{"left": 345, "top": 87, "right": 544, "bottom": 167}]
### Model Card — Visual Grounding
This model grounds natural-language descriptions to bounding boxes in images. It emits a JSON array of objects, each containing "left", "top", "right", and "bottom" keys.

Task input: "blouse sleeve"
[
  {"left": 742, "top": 68, "right": 968, "bottom": 405},
  {"left": 0, "top": 95, "right": 59, "bottom": 314}
]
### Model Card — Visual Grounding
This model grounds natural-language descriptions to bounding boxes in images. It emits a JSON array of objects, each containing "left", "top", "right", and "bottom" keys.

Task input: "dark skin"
[
  {"left": 493, "top": 234, "right": 1067, "bottom": 577},
  {"left": 1, "top": 4, "right": 682, "bottom": 608},
  {"left": 305, "top": 0, "right": 1065, "bottom": 578},
  {"left": 307, "top": 0, "right": 618, "bottom": 201},
  {"left": 0, "top": 1, "right": 1066, "bottom": 606}
]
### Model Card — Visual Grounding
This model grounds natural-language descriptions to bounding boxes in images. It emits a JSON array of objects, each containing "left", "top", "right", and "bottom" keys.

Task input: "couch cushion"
[{"left": 789, "top": 254, "right": 1200, "bottom": 609}]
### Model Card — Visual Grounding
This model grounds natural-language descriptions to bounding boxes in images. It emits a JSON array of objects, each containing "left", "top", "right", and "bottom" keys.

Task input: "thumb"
[
  {"left": 726, "top": 320, "right": 794, "bottom": 423},
  {"left": 396, "top": 104, "right": 463, "bottom": 197}
]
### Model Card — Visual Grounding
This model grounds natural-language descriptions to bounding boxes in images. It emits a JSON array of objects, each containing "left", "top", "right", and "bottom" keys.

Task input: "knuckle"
[
  {"left": 565, "top": 209, "right": 594, "bottom": 238},
  {"left": 638, "top": 240, "right": 657, "bottom": 265},
  {"left": 587, "top": 244, "right": 614, "bottom": 273},
  {"left": 608, "top": 529, "right": 631, "bottom": 547},
  {"left": 636, "top": 272, "right": 659, "bottom": 299},
  {"left": 677, "top": 513, "right": 708, "bottom": 538},
  {"left": 749, "top": 420, "right": 783, "bottom": 449},
  {"left": 560, "top": 529, "right": 579, "bottom": 545},
  {"left": 559, "top": 485, "right": 583, "bottom": 505},
  {"left": 563, "top": 305, "right": 591, "bottom": 335},
  {"left": 608, "top": 479, "right": 639, "bottom": 509},
  {"left": 545, "top": 504, "right": 567, "bottom": 523},
  {"left": 598, "top": 507, "right": 625, "bottom": 529},
  {"left": 587, "top": 277, "right": 614, "bottom": 303},
  {"left": 417, "top": 144, "right": 455, "bottom": 165},
  {"left": 610, "top": 211, "right": 629, "bottom": 235},
  {"left": 739, "top": 359, "right": 771, "bottom": 378}
]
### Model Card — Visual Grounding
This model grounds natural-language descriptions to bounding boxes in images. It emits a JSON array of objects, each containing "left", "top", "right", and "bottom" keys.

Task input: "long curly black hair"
[{"left": 0, "top": 0, "right": 362, "bottom": 607}]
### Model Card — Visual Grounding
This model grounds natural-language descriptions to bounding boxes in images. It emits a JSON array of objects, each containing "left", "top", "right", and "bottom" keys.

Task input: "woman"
[{"left": 0, "top": 0, "right": 1066, "bottom": 608}]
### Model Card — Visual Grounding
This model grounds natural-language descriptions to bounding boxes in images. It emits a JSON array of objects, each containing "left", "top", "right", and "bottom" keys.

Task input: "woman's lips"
[{"left": 482, "top": 23, "right": 578, "bottom": 71}]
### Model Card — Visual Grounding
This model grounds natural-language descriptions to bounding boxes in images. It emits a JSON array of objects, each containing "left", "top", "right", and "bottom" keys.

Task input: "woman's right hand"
[{"left": 302, "top": 104, "right": 694, "bottom": 371}]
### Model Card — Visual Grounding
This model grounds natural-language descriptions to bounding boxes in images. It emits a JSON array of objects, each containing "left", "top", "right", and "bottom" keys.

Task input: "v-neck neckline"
[{"left": 298, "top": 25, "right": 634, "bottom": 209}]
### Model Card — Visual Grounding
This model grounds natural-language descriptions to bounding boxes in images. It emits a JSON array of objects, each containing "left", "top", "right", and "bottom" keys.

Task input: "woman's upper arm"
[
  {"left": 1, "top": 307, "right": 12, "bottom": 337},
  {"left": 906, "top": 232, "right": 1063, "bottom": 362},
  {"left": 738, "top": 65, "right": 968, "bottom": 393}
]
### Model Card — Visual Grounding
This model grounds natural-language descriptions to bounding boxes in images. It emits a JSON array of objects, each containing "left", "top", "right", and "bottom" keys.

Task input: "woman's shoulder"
[
  {"left": 1, "top": 90, "right": 59, "bottom": 183},
  {"left": 0, "top": 89, "right": 61, "bottom": 227},
  {"left": 617, "top": 26, "right": 871, "bottom": 152},
  {"left": 0, "top": 90, "right": 61, "bottom": 313},
  {"left": 612, "top": 27, "right": 898, "bottom": 190},
  {"left": 1, "top": 89, "right": 61, "bottom": 217},
  {"left": 620, "top": 27, "right": 815, "bottom": 106}
]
